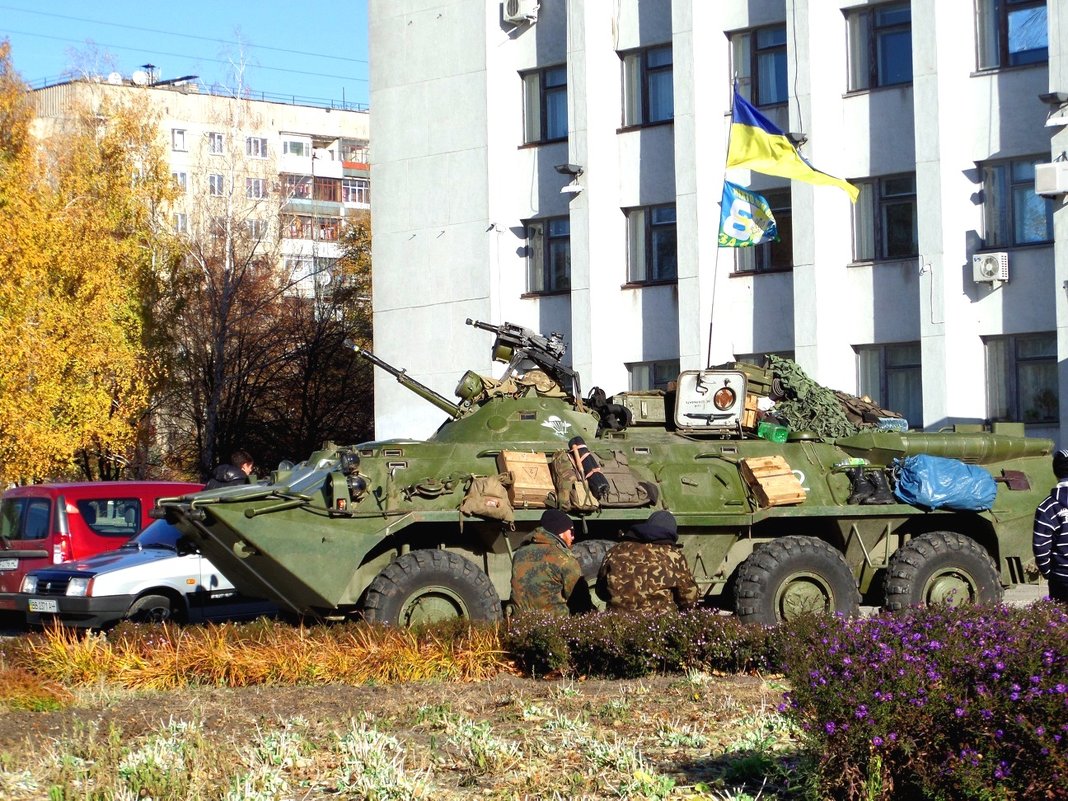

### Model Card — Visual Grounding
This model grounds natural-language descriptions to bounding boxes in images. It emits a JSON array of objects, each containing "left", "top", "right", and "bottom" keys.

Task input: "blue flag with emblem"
[{"left": 718, "top": 181, "right": 779, "bottom": 247}]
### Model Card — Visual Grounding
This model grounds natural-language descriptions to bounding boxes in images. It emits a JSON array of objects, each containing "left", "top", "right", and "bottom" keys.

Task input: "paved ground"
[{"left": 1004, "top": 579, "right": 1048, "bottom": 605}]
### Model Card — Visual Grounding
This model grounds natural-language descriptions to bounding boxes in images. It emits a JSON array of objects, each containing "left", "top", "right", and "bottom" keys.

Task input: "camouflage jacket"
[
  {"left": 597, "top": 540, "right": 699, "bottom": 613},
  {"left": 510, "top": 528, "right": 584, "bottom": 616}
]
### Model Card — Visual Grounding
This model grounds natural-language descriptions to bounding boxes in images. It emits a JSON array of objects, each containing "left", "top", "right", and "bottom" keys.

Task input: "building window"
[
  {"left": 283, "top": 139, "right": 310, "bottom": 157},
  {"left": 286, "top": 215, "right": 315, "bottom": 239},
  {"left": 622, "top": 44, "right": 673, "bottom": 126},
  {"left": 986, "top": 333, "right": 1057, "bottom": 423},
  {"left": 245, "top": 177, "right": 267, "bottom": 199},
  {"left": 209, "top": 216, "right": 227, "bottom": 237},
  {"left": 730, "top": 24, "right": 788, "bottom": 106},
  {"left": 171, "top": 128, "right": 186, "bottom": 151},
  {"left": 208, "top": 132, "right": 224, "bottom": 155},
  {"left": 852, "top": 173, "right": 917, "bottom": 261},
  {"left": 977, "top": 0, "right": 1047, "bottom": 69},
  {"left": 246, "top": 136, "right": 268, "bottom": 158},
  {"left": 522, "top": 65, "right": 568, "bottom": 144},
  {"left": 847, "top": 2, "right": 913, "bottom": 91},
  {"left": 525, "top": 217, "right": 570, "bottom": 294},
  {"left": 172, "top": 171, "right": 187, "bottom": 192},
  {"left": 245, "top": 219, "right": 268, "bottom": 239},
  {"left": 982, "top": 157, "right": 1053, "bottom": 246},
  {"left": 317, "top": 218, "right": 340, "bottom": 241},
  {"left": 627, "top": 204, "right": 677, "bottom": 282},
  {"left": 314, "top": 176, "right": 341, "bottom": 203},
  {"left": 284, "top": 174, "right": 312, "bottom": 199},
  {"left": 856, "top": 342, "right": 923, "bottom": 428},
  {"left": 173, "top": 213, "right": 188, "bottom": 234},
  {"left": 342, "top": 177, "right": 371, "bottom": 205},
  {"left": 208, "top": 173, "right": 225, "bottom": 197},
  {"left": 341, "top": 139, "right": 369, "bottom": 162},
  {"left": 734, "top": 189, "right": 792, "bottom": 273},
  {"left": 628, "top": 359, "right": 680, "bottom": 392}
]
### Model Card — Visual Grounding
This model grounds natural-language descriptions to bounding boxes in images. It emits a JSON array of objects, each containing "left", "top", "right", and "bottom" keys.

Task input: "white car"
[{"left": 18, "top": 520, "right": 276, "bottom": 628}]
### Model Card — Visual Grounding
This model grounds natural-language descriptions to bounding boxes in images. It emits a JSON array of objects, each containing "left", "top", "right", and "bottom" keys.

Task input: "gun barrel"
[
  {"left": 465, "top": 318, "right": 500, "bottom": 334},
  {"left": 347, "top": 342, "right": 462, "bottom": 419}
]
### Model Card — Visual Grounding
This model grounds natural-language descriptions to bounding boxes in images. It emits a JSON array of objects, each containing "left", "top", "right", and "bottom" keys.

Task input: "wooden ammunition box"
[
  {"left": 740, "top": 455, "right": 807, "bottom": 507},
  {"left": 496, "top": 451, "right": 554, "bottom": 508},
  {"left": 742, "top": 394, "right": 760, "bottom": 431}
]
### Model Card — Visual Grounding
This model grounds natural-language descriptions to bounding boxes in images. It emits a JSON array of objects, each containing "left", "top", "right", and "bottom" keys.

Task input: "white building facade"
[{"left": 369, "top": 0, "right": 1066, "bottom": 445}]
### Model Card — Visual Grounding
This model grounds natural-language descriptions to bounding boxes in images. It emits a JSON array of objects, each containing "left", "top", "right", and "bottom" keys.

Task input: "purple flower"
[
  {"left": 825, "top": 721, "right": 837, "bottom": 735},
  {"left": 872, "top": 736, "right": 884, "bottom": 747}
]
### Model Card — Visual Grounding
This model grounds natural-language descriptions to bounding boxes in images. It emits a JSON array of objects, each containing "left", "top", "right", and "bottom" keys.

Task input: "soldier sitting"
[
  {"left": 510, "top": 509, "right": 592, "bottom": 616},
  {"left": 597, "top": 510, "right": 699, "bottom": 613}
]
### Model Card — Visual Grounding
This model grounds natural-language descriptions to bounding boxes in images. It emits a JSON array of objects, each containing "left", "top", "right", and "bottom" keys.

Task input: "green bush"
[{"left": 503, "top": 609, "right": 774, "bottom": 678}]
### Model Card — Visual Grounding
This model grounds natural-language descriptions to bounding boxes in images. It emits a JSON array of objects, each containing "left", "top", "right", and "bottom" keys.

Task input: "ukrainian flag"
[{"left": 727, "top": 90, "right": 859, "bottom": 203}]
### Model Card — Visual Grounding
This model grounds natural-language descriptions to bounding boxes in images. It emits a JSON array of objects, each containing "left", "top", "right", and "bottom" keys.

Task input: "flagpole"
[{"left": 707, "top": 82, "right": 738, "bottom": 368}]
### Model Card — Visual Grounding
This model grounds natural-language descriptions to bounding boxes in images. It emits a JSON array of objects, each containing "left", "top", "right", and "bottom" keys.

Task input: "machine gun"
[
  {"left": 466, "top": 318, "right": 582, "bottom": 400},
  {"left": 344, "top": 340, "right": 463, "bottom": 419}
]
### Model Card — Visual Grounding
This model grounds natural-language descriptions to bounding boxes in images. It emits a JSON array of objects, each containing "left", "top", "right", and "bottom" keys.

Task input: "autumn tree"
[{"left": 0, "top": 42, "right": 177, "bottom": 484}]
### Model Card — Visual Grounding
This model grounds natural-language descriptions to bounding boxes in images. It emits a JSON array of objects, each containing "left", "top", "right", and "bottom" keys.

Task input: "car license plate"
[
  {"left": 0, "top": 558, "right": 17, "bottom": 571},
  {"left": 28, "top": 599, "right": 58, "bottom": 613}
]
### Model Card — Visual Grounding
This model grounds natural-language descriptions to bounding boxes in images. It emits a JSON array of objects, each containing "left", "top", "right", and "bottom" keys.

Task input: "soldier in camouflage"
[
  {"left": 597, "top": 510, "right": 699, "bottom": 613},
  {"left": 510, "top": 509, "right": 590, "bottom": 616}
]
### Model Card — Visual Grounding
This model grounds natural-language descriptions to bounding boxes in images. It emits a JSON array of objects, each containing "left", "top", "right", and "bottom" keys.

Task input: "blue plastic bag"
[{"left": 892, "top": 455, "right": 998, "bottom": 511}]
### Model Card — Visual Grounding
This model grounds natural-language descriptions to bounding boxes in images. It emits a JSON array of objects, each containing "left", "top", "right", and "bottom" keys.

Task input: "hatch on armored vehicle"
[{"left": 154, "top": 319, "right": 1054, "bottom": 627}]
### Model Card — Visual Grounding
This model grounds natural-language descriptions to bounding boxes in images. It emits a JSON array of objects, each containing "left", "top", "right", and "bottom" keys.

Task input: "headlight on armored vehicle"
[
  {"left": 21, "top": 576, "right": 37, "bottom": 594},
  {"left": 66, "top": 577, "right": 91, "bottom": 597},
  {"left": 713, "top": 386, "right": 737, "bottom": 411}
]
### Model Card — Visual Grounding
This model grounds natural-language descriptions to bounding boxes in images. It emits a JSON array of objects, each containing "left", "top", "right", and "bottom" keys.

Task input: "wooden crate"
[
  {"left": 742, "top": 394, "right": 760, "bottom": 431},
  {"left": 740, "top": 455, "right": 807, "bottom": 507},
  {"left": 497, "top": 451, "right": 554, "bottom": 508}
]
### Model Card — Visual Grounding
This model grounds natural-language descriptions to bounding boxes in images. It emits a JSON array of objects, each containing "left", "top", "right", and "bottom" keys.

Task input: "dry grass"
[{"left": 12, "top": 619, "right": 511, "bottom": 691}]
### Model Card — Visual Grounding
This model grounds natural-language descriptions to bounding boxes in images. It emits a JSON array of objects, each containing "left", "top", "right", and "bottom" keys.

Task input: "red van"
[{"left": 0, "top": 482, "right": 202, "bottom": 611}]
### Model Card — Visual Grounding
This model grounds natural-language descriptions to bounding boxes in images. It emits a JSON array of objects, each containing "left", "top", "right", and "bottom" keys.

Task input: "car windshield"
[{"left": 124, "top": 520, "right": 182, "bottom": 551}]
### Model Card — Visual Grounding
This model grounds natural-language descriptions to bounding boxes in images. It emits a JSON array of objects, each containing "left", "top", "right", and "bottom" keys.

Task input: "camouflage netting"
[{"left": 764, "top": 356, "right": 903, "bottom": 439}]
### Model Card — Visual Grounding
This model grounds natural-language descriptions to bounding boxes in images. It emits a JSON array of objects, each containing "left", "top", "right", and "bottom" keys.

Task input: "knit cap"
[{"left": 540, "top": 508, "right": 574, "bottom": 536}]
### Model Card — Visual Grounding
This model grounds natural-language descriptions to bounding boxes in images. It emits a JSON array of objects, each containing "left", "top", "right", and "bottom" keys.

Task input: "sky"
[{"left": 0, "top": 1, "right": 370, "bottom": 109}]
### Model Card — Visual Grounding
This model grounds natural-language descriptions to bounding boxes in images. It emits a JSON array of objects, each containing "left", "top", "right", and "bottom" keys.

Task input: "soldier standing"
[
  {"left": 597, "top": 510, "right": 699, "bottom": 613},
  {"left": 510, "top": 509, "right": 590, "bottom": 616},
  {"left": 1033, "top": 449, "right": 1068, "bottom": 604}
]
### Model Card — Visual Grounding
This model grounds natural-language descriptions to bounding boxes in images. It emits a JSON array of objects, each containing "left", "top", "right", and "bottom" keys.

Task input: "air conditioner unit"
[
  {"left": 1035, "top": 161, "right": 1068, "bottom": 197},
  {"left": 503, "top": 0, "right": 539, "bottom": 25},
  {"left": 972, "top": 252, "right": 1009, "bottom": 284}
]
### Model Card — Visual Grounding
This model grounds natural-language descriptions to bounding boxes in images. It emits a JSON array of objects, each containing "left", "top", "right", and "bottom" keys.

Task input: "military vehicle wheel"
[
  {"left": 734, "top": 536, "right": 860, "bottom": 626},
  {"left": 362, "top": 550, "right": 502, "bottom": 626},
  {"left": 572, "top": 539, "right": 617, "bottom": 583},
  {"left": 126, "top": 594, "right": 177, "bottom": 624},
  {"left": 883, "top": 531, "right": 1002, "bottom": 612}
]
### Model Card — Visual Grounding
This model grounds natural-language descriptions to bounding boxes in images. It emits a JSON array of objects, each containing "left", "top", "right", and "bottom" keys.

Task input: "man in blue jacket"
[{"left": 1032, "top": 449, "right": 1068, "bottom": 603}]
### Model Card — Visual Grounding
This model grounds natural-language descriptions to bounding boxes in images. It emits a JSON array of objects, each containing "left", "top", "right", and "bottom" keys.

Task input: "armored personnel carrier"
[{"left": 155, "top": 320, "right": 1054, "bottom": 626}]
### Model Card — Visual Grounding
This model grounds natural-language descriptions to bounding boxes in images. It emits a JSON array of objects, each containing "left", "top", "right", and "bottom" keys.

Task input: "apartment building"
[
  {"left": 368, "top": 0, "right": 1067, "bottom": 445},
  {"left": 34, "top": 73, "right": 371, "bottom": 295}
]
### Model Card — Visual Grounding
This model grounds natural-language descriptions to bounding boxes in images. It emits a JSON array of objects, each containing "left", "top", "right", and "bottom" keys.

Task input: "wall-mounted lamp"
[
  {"left": 787, "top": 132, "right": 808, "bottom": 148},
  {"left": 1040, "top": 92, "right": 1068, "bottom": 127},
  {"left": 555, "top": 163, "right": 584, "bottom": 196}
]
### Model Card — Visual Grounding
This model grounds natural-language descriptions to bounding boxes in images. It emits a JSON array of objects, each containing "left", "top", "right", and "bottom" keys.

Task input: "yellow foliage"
[{"left": 0, "top": 43, "right": 176, "bottom": 482}]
